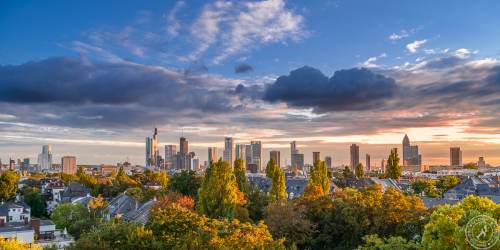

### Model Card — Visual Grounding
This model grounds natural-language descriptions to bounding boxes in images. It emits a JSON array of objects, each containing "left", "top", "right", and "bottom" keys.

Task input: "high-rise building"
[
  {"left": 21, "top": 158, "right": 30, "bottom": 171},
  {"left": 223, "top": 137, "right": 234, "bottom": 167},
  {"left": 381, "top": 159, "right": 385, "bottom": 173},
  {"left": 251, "top": 141, "right": 262, "bottom": 172},
  {"left": 191, "top": 158, "right": 200, "bottom": 171},
  {"left": 61, "top": 156, "right": 77, "bottom": 175},
  {"left": 478, "top": 156, "right": 486, "bottom": 168},
  {"left": 325, "top": 156, "right": 332, "bottom": 169},
  {"left": 145, "top": 128, "right": 159, "bottom": 168},
  {"left": 208, "top": 147, "right": 218, "bottom": 166},
  {"left": 245, "top": 144, "right": 252, "bottom": 170},
  {"left": 176, "top": 137, "right": 191, "bottom": 170},
  {"left": 402, "top": 134, "right": 421, "bottom": 167},
  {"left": 37, "top": 145, "right": 53, "bottom": 171},
  {"left": 270, "top": 151, "right": 281, "bottom": 167},
  {"left": 450, "top": 147, "right": 462, "bottom": 167},
  {"left": 313, "top": 152, "right": 321, "bottom": 163},
  {"left": 350, "top": 144, "right": 359, "bottom": 171},
  {"left": 164, "top": 145, "right": 177, "bottom": 169},
  {"left": 290, "top": 141, "right": 298, "bottom": 154},
  {"left": 179, "top": 137, "right": 188, "bottom": 155},
  {"left": 235, "top": 144, "right": 246, "bottom": 162},
  {"left": 9, "top": 159, "right": 15, "bottom": 171},
  {"left": 290, "top": 141, "right": 304, "bottom": 169},
  {"left": 365, "top": 154, "right": 371, "bottom": 172}
]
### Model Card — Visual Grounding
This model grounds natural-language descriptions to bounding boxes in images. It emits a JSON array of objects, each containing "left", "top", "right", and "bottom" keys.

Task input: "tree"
[
  {"left": 265, "top": 202, "right": 313, "bottom": 248},
  {"left": 23, "top": 190, "right": 47, "bottom": 218},
  {"left": 0, "top": 237, "right": 42, "bottom": 250},
  {"left": 385, "top": 149, "right": 401, "bottom": 180},
  {"left": 246, "top": 184, "right": 269, "bottom": 222},
  {"left": 168, "top": 170, "right": 202, "bottom": 198},
  {"left": 355, "top": 163, "right": 365, "bottom": 179},
  {"left": 51, "top": 203, "right": 92, "bottom": 238},
  {"left": 411, "top": 180, "right": 439, "bottom": 197},
  {"left": 265, "top": 158, "right": 277, "bottom": 178},
  {"left": 197, "top": 159, "right": 244, "bottom": 219},
  {"left": 309, "top": 160, "right": 330, "bottom": 194},
  {"left": 436, "top": 176, "right": 460, "bottom": 194},
  {"left": 234, "top": 158, "right": 249, "bottom": 194},
  {"left": 269, "top": 164, "right": 287, "bottom": 202},
  {"left": 343, "top": 166, "right": 353, "bottom": 178},
  {"left": 358, "top": 234, "right": 419, "bottom": 250},
  {"left": 0, "top": 171, "right": 20, "bottom": 201},
  {"left": 421, "top": 195, "right": 500, "bottom": 249}
]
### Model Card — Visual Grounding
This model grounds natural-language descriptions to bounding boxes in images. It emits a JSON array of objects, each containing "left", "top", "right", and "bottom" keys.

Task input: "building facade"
[
  {"left": 450, "top": 147, "right": 463, "bottom": 167},
  {"left": 37, "top": 145, "right": 53, "bottom": 171},
  {"left": 61, "top": 156, "right": 77, "bottom": 175},
  {"left": 223, "top": 137, "right": 234, "bottom": 167},
  {"left": 402, "top": 134, "right": 421, "bottom": 168},
  {"left": 270, "top": 151, "right": 281, "bottom": 167},
  {"left": 350, "top": 144, "right": 359, "bottom": 171}
]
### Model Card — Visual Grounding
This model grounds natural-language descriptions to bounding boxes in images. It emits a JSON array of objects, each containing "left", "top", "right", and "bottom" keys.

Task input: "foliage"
[
  {"left": 269, "top": 162, "right": 287, "bottom": 202},
  {"left": 147, "top": 203, "right": 284, "bottom": 249},
  {"left": 436, "top": 176, "right": 460, "bottom": 193},
  {"left": 411, "top": 180, "right": 439, "bottom": 197},
  {"left": 51, "top": 203, "right": 94, "bottom": 239},
  {"left": 23, "top": 189, "right": 47, "bottom": 218},
  {"left": 0, "top": 237, "right": 42, "bottom": 250},
  {"left": 309, "top": 160, "right": 330, "bottom": 194},
  {"left": 169, "top": 170, "right": 202, "bottom": 198},
  {"left": 68, "top": 221, "right": 162, "bottom": 250},
  {"left": 356, "top": 163, "right": 365, "bottom": 179},
  {"left": 265, "top": 158, "right": 278, "bottom": 178},
  {"left": 343, "top": 166, "right": 354, "bottom": 179},
  {"left": 265, "top": 202, "right": 313, "bottom": 248},
  {"left": 385, "top": 149, "right": 402, "bottom": 180},
  {"left": 463, "top": 163, "right": 479, "bottom": 169},
  {"left": 245, "top": 184, "right": 269, "bottom": 222},
  {"left": 60, "top": 173, "right": 79, "bottom": 184},
  {"left": 234, "top": 158, "right": 249, "bottom": 194},
  {"left": 155, "top": 192, "right": 195, "bottom": 211},
  {"left": 0, "top": 171, "right": 20, "bottom": 201},
  {"left": 358, "top": 234, "right": 420, "bottom": 250},
  {"left": 197, "top": 159, "right": 245, "bottom": 219},
  {"left": 421, "top": 195, "right": 500, "bottom": 249}
]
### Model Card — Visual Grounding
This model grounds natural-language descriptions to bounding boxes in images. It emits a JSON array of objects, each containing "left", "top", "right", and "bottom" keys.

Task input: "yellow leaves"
[
  {"left": 88, "top": 194, "right": 106, "bottom": 209},
  {"left": 0, "top": 237, "right": 42, "bottom": 250}
]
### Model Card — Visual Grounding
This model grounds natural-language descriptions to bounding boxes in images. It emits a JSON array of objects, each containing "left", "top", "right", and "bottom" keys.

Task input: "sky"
[{"left": 1, "top": 0, "right": 500, "bottom": 166}]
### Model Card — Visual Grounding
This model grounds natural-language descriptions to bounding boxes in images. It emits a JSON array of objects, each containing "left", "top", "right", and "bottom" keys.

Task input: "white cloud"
[
  {"left": 454, "top": 48, "right": 471, "bottom": 59},
  {"left": 189, "top": 0, "right": 306, "bottom": 64},
  {"left": 406, "top": 39, "right": 427, "bottom": 53},
  {"left": 166, "top": 1, "right": 186, "bottom": 37},
  {"left": 360, "top": 53, "right": 387, "bottom": 68},
  {"left": 388, "top": 29, "right": 410, "bottom": 40}
]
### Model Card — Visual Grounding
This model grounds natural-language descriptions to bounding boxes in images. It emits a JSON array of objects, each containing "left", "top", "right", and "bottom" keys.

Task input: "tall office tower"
[
  {"left": 223, "top": 137, "right": 234, "bottom": 167},
  {"left": 450, "top": 147, "right": 462, "bottom": 167},
  {"left": 21, "top": 158, "right": 30, "bottom": 171},
  {"left": 381, "top": 159, "right": 385, "bottom": 173},
  {"left": 350, "top": 144, "right": 360, "bottom": 171},
  {"left": 477, "top": 157, "right": 486, "bottom": 168},
  {"left": 291, "top": 141, "right": 298, "bottom": 154},
  {"left": 208, "top": 147, "right": 218, "bottom": 166},
  {"left": 313, "top": 152, "right": 321, "bottom": 163},
  {"left": 270, "top": 151, "right": 281, "bottom": 167},
  {"left": 179, "top": 137, "right": 188, "bottom": 155},
  {"left": 402, "top": 134, "right": 421, "bottom": 167},
  {"left": 191, "top": 158, "right": 200, "bottom": 171},
  {"left": 235, "top": 144, "right": 246, "bottom": 162},
  {"left": 9, "top": 159, "right": 15, "bottom": 171},
  {"left": 245, "top": 144, "right": 252, "bottom": 169},
  {"left": 325, "top": 156, "right": 332, "bottom": 169},
  {"left": 145, "top": 128, "right": 159, "bottom": 168},
  {"left": 164, "top": 145, "right": 177, "bottom": 169},
  {"left": 37, "top": 145, "right": 53, "bottom": 171},
  {"left": 365, "top": 154, "right": 371, "bottom": 172},
  {"left": 251, "top": 141, "right": 262, "bottom": 172},
  {"left": 61, "top": 156, "right": 77, "bottom": 175},
  {"left": 292, "top": 153, "right": 304, "bottom": 170}
]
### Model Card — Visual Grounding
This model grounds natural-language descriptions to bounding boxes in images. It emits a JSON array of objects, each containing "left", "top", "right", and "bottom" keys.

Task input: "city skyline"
[{"left": 1, "top": 1, "right": 500, "bottom": 165}]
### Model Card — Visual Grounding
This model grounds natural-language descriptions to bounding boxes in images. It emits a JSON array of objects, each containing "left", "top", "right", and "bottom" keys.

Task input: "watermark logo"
[{"left": 465, "top": 215, "right": 498, "bottom": 249}]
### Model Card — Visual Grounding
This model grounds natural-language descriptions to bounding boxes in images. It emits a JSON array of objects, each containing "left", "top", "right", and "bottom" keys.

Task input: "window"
[{"left": 9, "top": 216, "right": 12, "bottom": 221}]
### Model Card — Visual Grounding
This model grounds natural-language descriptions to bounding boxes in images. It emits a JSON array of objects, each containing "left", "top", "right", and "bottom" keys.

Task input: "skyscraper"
[
  {"left": 350, "top": 144, "right": 359, "bottom": 171},
  {"left": 145, "top": 128, "right": 159, "bottom": 168},
  {"left": 251, "top": 141, "right": 262, "bottom": 172},
  {"left": 365, "top": 154, "right": 371, "bottom": 172},
  {"left": 37, "top": 145, "right": 53, "bottom": 171},
  {"left": 223, "top": 137, "right": 234, "bottom": 167},
  {"left": 175, "top": 137, "right": 191, "bottom": 170},
  {"left": 290, "top": 141, "right": 304, "bottom": 169},
  {"left": 165, "top": 145, "right": 177, "bottom": 169},
  {"left": 325, "top": 156, "right": 332, "bottom": 169},
  {"left": 61, "top": 156, "right": 77, "bottom": 175},
  {"left": 235, "top": 144, "right": 246, "bottom": 162},
  {"left": 313, "top": 152, "right": 321, "bottom": 163},
  {"left": 245, "top": 144, "right": 252, "bottom": 169},
  {"left": 290, "top": 141, "right": 298, "bottom": 154},
  {"left": 179, "top": 137, "right": 188, "bottom": 155},
  {"left": 402, "top": 134, "right": 421, "bottom": 167},
  {"left": 450, "top": 147, "right": 462, "bottom": 167},
  {"left": 208, "top": 147, "right": 218, "bottom": 166},
  {"left": 478, "top": 156, "right": 486, "bottom": 168},
  {"left": 270, "top": 151, "right": 281, "bottom": 167}
]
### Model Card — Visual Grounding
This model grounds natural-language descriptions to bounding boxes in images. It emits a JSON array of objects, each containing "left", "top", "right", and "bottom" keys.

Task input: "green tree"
[
  {"left": 0, "top": 171, "right": 20, "bottom": 201},
  {"left": 358, "top": 234, "right": 419, "bottom": 250},
  {"left": 342, "top": 166, "right": 354, "bottom": 178},
  {"left": 355, "top": 163, "right": 365, "bottom": 179},
  {"left": 385, "top": 149, "right": 401, "bottom": 180},
  {"left": 234, "top": 158, "right": 249, "bottom": 194},
  {"left": 51, "top": 203, "right": 92, "bottom": 238},
  {"left": 246, "top": 184, "right": 269, "bottom": 222},
  {"left": 265, "top": 202, "right": 313, "bottom": 248},
  {"left": 197, "top": 159, "right": 244, "bottom": 219},
  {"left": 23, "top": 190, "right": 47, "bottom": 218},
  {"left": 309, "top": 160, "right": 330, "bottom": 194},
  {"left": 421, "top": 195, "right": 500, "bottom": 249},
  {"left": 269, "top": 163, "right": 287, "bottom": 202},
  {"left": 168, "top": 170, "right": 202, "bottom": 198},
  {"left": 265, "top": 158, "right": 277, "bottom": 178},
  {"left": 436, "top": 176, "right": 460, "bottom": 193}
]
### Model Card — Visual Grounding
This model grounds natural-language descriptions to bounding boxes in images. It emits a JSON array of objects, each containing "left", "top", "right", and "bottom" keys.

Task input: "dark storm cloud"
[
  {"left": 424, "top": 56, "right": 464, "bottom": 69},
  {"left": 0, "top": 56, "right": 237, "bottom": 111},
  {"left": 263, "top": 66, "right": 398, "bottom": 112},
  {"left": 234, "top": 63, "right": 254, "bottom": 74}
]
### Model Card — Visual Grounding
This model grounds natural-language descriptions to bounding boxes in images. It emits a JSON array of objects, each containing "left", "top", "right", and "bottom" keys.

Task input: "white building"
[
  {"left": 223, "top": 137, "right": 234, "bottom": 167},
  {"left": 37, "top": 145, "right": 53, "bottom": 171}
]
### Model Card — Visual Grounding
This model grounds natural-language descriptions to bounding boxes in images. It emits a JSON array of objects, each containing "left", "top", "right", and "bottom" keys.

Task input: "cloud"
[
  {"left": 263, "top": 66, "right": 398, "bottom": 112},
  {"left": 234, "top": 63, "right": 254, "bottom": 73},
  {"left": 360, "top": 53, "right": 387, "bottom": 68},
  {"left": 453, "top": 48, "right": 471, "bottom": 59},
  {"left": 388, "top": 29, "right": 411, "bottom": 40},
  {"left": 189, "top": 0, "right": 306, "bottom": 63},
  {"left": 406, "top": 39, "right": 427, "bottom": 53},
  {"left": 166, "top": 1, "right": 186, "bottom": 37}
]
